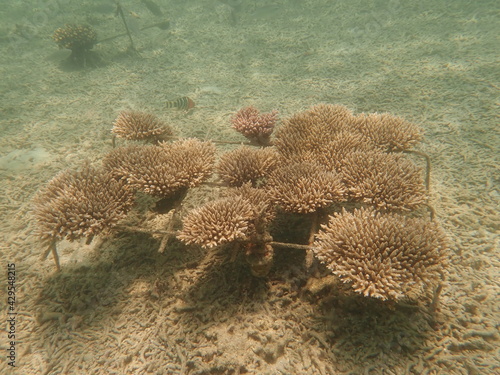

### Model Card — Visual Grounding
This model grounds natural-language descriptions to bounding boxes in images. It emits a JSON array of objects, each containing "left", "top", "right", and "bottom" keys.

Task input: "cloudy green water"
[{"left": 0, "top": 1, "right": 498, "bottom": 374}]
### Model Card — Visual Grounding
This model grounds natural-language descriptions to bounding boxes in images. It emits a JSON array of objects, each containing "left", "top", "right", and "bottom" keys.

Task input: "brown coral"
[
  {"left": 103, "top": 139, "right": 215, "bottom": 198},
  {"left": 266, "top": 162, "right": 346, "bottom": 214},
  {"left": 340, "top": 150, "right": 427, "bottom": 211},
  {"left": 181, "top": 186, "right": 276, "bottom": 276},
  {"left": 312, "top": 130, "right": 379, "bottom": 173},
  {"left": 102, "top": 145, "right": 145, "bottom": 181},
  {"left": 313, "top": 207, "right": 448, "bottom": 301},
  {"left": 52, "top": 24, "right": 98, "bottom": 66},
  {"left": 352, "top": 112, "right": 423, "bottom": 151},
  {"left": 224, "top": 183, "right": 276, "bottom": 224},
  {"left": 274, "top": 104, "right": 357, "bottom": 162},
  {"left": 126, "top": 144, "right": 185, "bottom": 197},
  {"left": 274, "top": 105, "right": 422, "bottom": 166},
  {"left": 177, "top": 196, "right": 260, "bottom": 248},
  {"left": 53, "top": 24, "right": 97, "bottom": 51},
  {"left": 305, "top": 103, "right": 355, "bottom": 130},
  {"left": 217, "top": 146, "right": 278, "bottom": 187},
  {"left": 112, "top": 111, "right": 173, "bottom": 143},
  {"left": 231, "top": 106, "right": 278, "bottom": 146},
  {"left": 159, "top": 138, "right": 216, "bottom": 188},
  {"left": 33, "top": 164, "right": 134, "bottom": 245}
]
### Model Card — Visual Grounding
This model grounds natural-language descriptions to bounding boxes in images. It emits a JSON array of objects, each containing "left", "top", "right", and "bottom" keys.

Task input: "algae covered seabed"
[{"left": 0, "top": 0, "right": 498, "bottom": 374}]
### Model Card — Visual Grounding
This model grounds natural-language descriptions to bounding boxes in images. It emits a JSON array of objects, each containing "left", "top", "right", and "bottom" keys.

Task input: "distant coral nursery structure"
[
  {"left": 52, "top": 24, "right": 98, "bottom": 67},
  {"left": 33, "top": 104, "right": 447, "bottom": 302}
]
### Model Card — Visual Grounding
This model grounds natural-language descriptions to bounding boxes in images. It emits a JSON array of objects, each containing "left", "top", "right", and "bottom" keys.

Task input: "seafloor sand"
[{"left": 0, "top": 0, "right": 498, "bottom": 374}]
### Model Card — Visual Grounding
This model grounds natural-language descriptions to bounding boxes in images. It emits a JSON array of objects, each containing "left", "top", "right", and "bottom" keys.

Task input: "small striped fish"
[{"left": 166, "top": 97, "right": 195, "bottom": 111}]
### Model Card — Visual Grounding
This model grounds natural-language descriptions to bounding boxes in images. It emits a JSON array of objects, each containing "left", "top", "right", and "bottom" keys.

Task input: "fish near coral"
[{"left": 166, "top": 97, "right": 195, "bottom": 111}]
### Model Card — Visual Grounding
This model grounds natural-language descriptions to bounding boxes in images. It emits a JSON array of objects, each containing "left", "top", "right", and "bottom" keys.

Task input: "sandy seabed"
[{"left": 0, "top": 1, "right": 498, "bottom": 374}]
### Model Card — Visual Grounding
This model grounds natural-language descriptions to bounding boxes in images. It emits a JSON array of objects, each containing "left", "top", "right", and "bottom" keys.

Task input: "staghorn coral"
[
  {"left": 224, "top": 183, "right": 276, "bottom": 225},
  {"left": 181, "top": 185, "right": 276, "bottom": 276},
  {"left": 103, "top": 139, "right": 215, "bottom": 198},
  {"left": 53, "top": 24, "right": 97, "bottom": 50},
  {"left": 52, "top": 24, "right": 98, "bottom": 67},
  {"left": 177, "top": 196, "right": 260, "bottom": 248},
  {"left": 274, "top": 104, "right": 358, "bottom": 162},
  {"left": 102, "top": 145, "right": 145, "bottom": 181},
  {"left": 33, "top": 164, "right": 134, "bottom": 245},
  {"left": 311, "top": 130, "right": 379, "bottom": 173},
  {"left": 305, "top": 103, "right": 355, "bottom": 130},
  {"left": 340, "top": 150, "right": 427, "bottom": 211},
  {"left": 266, "top": 162, "right": 346, "bottom": 214},
  {"left": 274, "top": 105, "right": 423, "bottom": 166},
  {"left": 112, "top": 111, "right": 173, "bottom": 143},
  {"left": 231, "top": 106, "right": 278, "bottom": 146},
  {"left": 158, "top": 138, "right": 216, "bottom": 189},
  {"left": 217, "top": 146, "right": 278, "bottom": 187},
  {"left": 37, "top": 101, "right": 440, "bottom": 288},
  {"left": 352, "top": 112, "right": 423, "bottom": 151},
  {"left": 313, "top": 207, "right": 448, "bottom": 301},
  {"left": 178, "top": 192, "right": 276, "bottom": 276}
]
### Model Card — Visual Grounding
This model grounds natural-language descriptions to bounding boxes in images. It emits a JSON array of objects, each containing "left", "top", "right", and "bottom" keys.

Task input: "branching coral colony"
[
  {"left": 53, "top": 24, "right": 98, "bottom": 67},
  {"left": 33, "top": 104, "right": 448, "bottom": 304}
]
